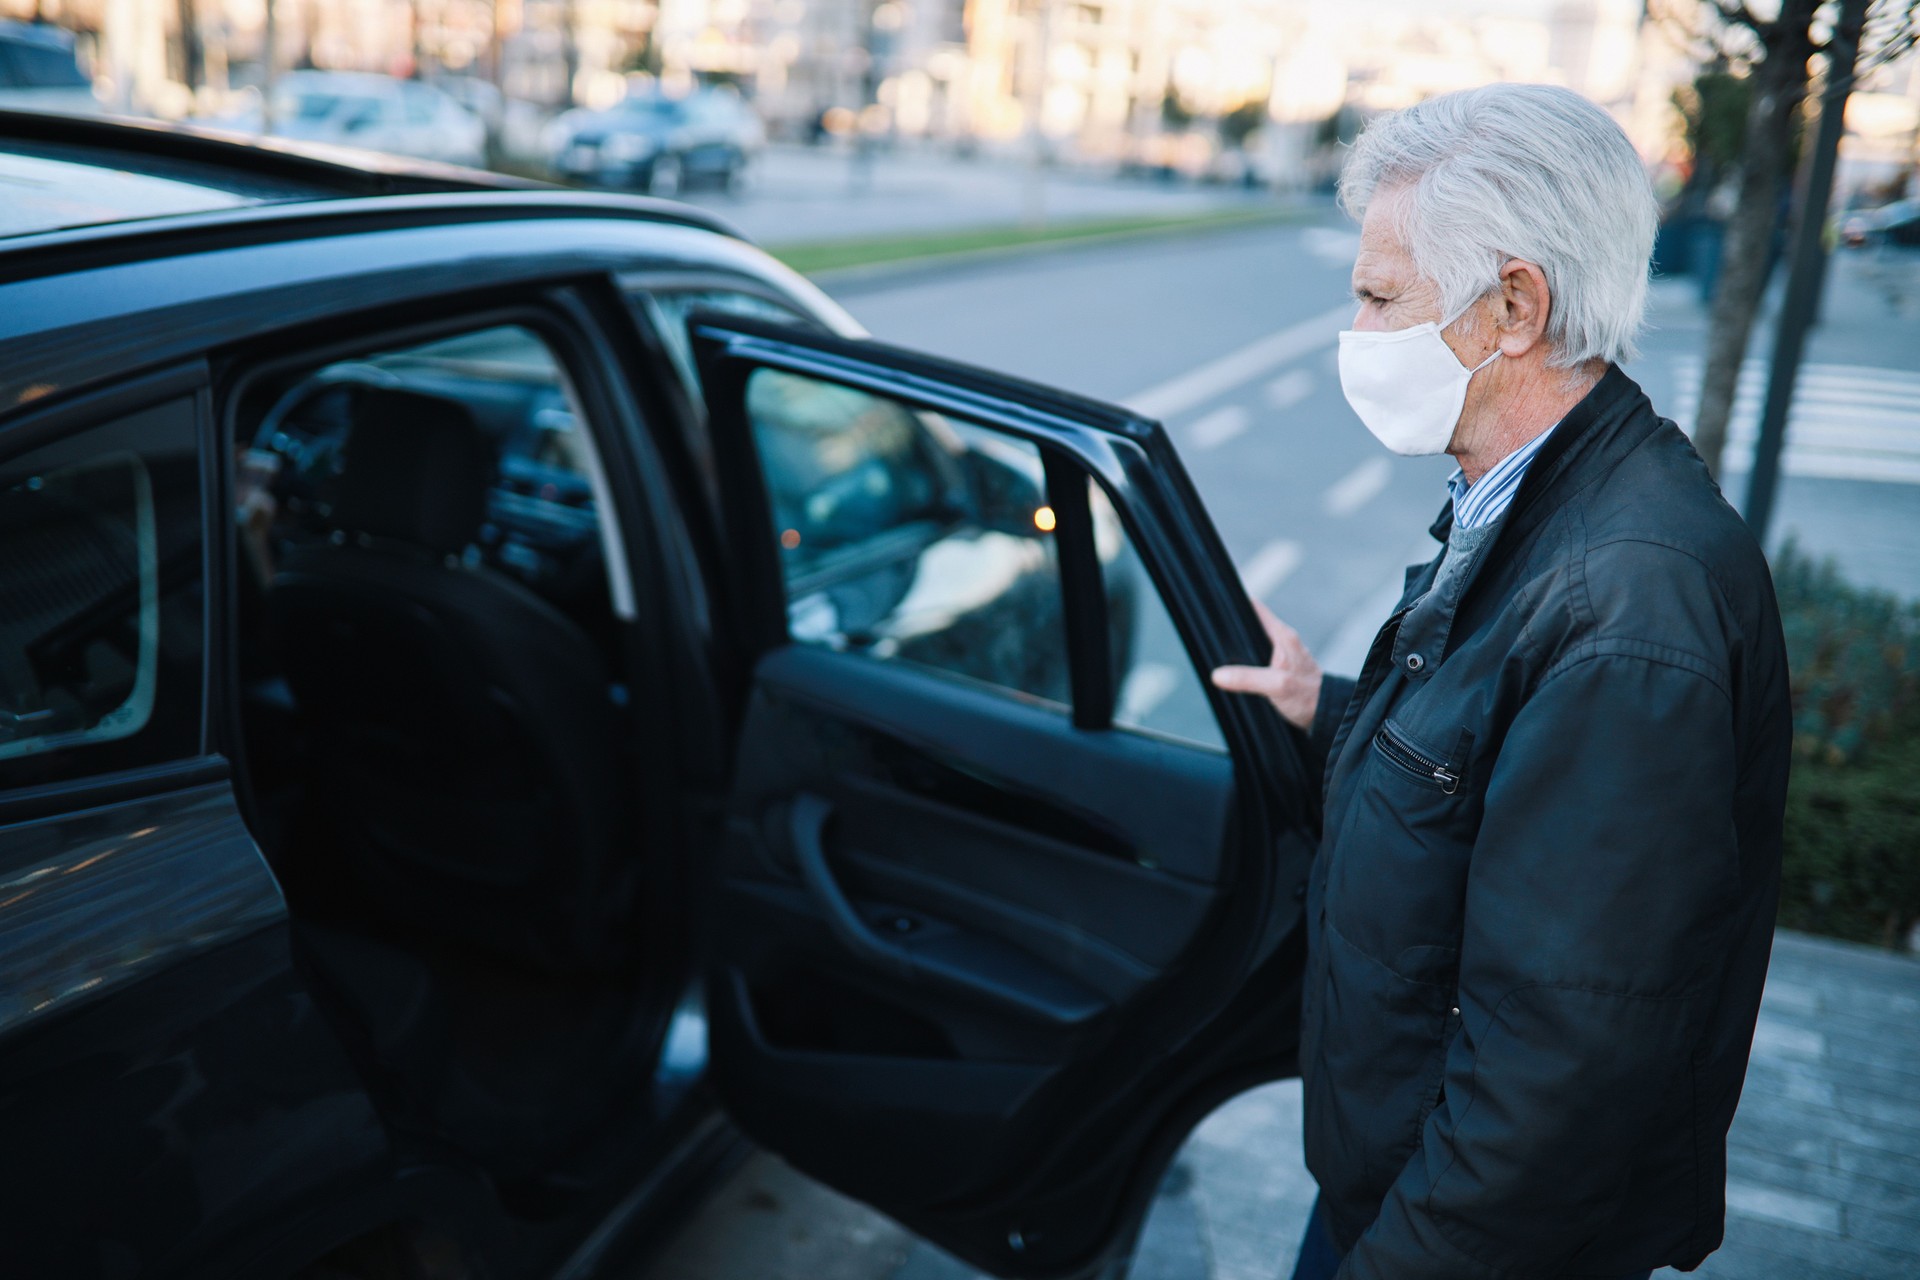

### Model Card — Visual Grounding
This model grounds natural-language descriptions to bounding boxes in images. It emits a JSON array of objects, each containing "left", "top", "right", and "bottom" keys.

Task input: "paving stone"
[
  {"left": 1726, "top": 1106, "right": 1837, "bottom": 1166},
  {"left": 889, "top": 1244, "right": 979, "bottom": 1280},
  {"left": 1128, "top": 1166, "right": 1215, "bottom": 1280},
  {"left": 1725, "top": 1180, "right": 1843, "bottom": 1233},
  {"left": 1842, "top": 1205, "right": 1920, "bottom": 1254},
  {"left": 1716, "top": 1213, "right": 1920, "bottom": 1279},
  {"left": 1726, "top": 1144, "right": 1920, "bottom": 1224},
  {"left": 1834, "top": 1140, "right": 1920, "bottom": 1191},
  {"left": 1758, "top": 978, "right": 1823, "bottom": 1017},
  {"left": 1743, "top": 1057, "right": 1839, "bottom": 1106},
  {"left": 1750, "top": 1016, "right": 1826, "bottom": 1062}
]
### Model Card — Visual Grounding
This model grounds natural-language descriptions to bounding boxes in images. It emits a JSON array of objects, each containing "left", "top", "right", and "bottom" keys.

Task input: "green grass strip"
[{"left": 766, "top": 206, "right": 1299, "bottom": 276}]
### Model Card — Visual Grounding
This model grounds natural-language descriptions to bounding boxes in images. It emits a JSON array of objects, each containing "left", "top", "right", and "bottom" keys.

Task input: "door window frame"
[
  {"left": 208, "top": 287, "right": 692, "bottom": 800},
  {"left": 692, "top": 319, "right": 1287, "bottom": 766},
  {"left": 0, "top": 361, "right": 223, "bottom": 824}
]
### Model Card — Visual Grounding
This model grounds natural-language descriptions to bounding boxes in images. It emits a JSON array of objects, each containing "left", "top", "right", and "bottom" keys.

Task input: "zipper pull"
[{"left": 1432, "top": 766, "right": 1459, "bottom": 794}]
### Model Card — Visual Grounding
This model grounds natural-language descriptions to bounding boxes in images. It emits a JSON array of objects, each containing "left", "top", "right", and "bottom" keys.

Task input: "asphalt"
[{"left": 630, "top": 155, "right": 1920, "bottom": 1278}]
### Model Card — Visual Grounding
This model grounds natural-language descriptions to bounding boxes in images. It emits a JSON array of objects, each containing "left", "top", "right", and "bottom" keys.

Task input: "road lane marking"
[
  {"left": 1117, "top": 663, "right": 1181, "bottom": 720},
  {"left": 1189, "top": 404, "right": 1250, "bottom": 450},
  {"left": 1264, "top": 368, "right": 1315, "bottom": 410},
  {"left": 1324, "top": 457, "right": 1393, "bottom": 516},
  {"left": 1302, "top": 227, "right": 1362, "bottom": 264},
  {"left": 1238, "top": 539, "right": 1304, "bottom": 599},
  {"left": 1124, "top": 302, "right": 1352, "bottom": 422}
]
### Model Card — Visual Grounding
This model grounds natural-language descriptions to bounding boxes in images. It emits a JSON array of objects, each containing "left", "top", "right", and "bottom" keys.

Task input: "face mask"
[{"left": 1337, "top": 321, "right": 1501, "bottom": 456}]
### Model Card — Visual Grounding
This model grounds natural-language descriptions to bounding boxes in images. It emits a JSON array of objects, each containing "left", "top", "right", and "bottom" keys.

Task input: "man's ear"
[{"left": 1496, "top": 258, "right": 1552, "bottom": 358}]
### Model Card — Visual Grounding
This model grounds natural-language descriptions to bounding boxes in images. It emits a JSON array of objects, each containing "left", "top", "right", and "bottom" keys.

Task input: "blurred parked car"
[
  {"left": 1840, "top": 199, "right": 1920, "bottom": 249},
  {"left": 0, "top": 20, "right": 98, "bottom": 114},
  {"left": 232, "top": 70, "right": 487, "bottom": 167},
  {"left": 545, "top": 87, "right": 763, "bottom": 193}
]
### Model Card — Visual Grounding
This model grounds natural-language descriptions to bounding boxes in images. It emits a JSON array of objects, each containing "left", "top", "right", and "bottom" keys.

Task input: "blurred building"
[{"left": 5, "top": 0, "right": 1913, "bottom": 195}]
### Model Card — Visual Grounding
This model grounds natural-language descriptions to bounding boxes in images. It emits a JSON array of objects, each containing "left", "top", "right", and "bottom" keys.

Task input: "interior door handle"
[
  {"left": 786, "top": 791, "right": 1105, "bottom": 1026},
  {"left": 788, "top": 791, "right": 916, "bottom": 982}
]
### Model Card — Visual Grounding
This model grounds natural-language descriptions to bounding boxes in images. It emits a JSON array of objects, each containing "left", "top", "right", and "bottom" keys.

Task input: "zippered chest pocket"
[{"left": 1373, "top": 721, "right": 1471, "bottom": 794}]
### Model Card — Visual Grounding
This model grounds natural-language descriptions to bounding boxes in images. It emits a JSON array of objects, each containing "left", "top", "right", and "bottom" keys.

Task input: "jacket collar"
[
  {"left": 1498, "top": 364, "right": 1655, "bottom": 544},
  {"left": 1394, "top": 366, "right": 1656, "bottom": 675}
]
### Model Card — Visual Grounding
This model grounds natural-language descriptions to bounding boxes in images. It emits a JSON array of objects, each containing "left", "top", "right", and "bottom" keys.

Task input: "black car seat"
[{"left": 268, "top": 386, "right": 634, "bottom": 973}]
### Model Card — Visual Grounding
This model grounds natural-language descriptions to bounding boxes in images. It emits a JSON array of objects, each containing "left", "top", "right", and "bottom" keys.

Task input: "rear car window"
[
  {"left": 0, "top": 38, "right": 90, "bottom": 90},
  {"left": 0, "top": 398, "right": 204, "bottom": 790}
]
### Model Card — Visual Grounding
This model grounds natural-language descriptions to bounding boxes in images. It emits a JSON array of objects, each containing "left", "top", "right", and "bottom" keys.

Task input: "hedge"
[{"left": 1772, "top": 541, "right": 1920, "bottom": 950}]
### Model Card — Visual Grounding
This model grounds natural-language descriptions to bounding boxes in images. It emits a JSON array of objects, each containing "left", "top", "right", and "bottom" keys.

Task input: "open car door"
[{"left": 691, "top": 316, "right": 1322, "bottom": 1278}]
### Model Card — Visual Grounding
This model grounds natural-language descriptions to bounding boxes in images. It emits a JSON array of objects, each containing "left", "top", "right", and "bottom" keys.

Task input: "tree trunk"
[
  {"left": 1691, "top": 3, "right": 1820, "bottom": 479},
  {"left": 176, "top": 0, "right": 203, "bottom": 91}
]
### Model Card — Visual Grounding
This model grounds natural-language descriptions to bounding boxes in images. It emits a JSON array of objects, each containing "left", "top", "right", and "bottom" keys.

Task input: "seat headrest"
[{"left": 331, "top": 387, "right": 496, "bottom": 556}]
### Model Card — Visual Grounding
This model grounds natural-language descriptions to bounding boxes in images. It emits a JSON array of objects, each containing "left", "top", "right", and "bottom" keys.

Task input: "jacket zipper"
[{"left": 1374, "top": 723, "right": 1461, "bottom": 794}]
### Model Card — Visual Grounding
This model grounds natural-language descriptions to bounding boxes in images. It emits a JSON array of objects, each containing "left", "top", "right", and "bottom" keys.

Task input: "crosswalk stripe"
[{"left": 1670, "top": 357, "right": 1920, "bottom": 485}]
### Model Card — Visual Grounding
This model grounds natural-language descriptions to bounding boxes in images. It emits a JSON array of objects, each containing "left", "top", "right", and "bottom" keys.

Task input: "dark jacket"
[{"left": 1301, "top": 367, "right": 1792, "bottom": 1278}]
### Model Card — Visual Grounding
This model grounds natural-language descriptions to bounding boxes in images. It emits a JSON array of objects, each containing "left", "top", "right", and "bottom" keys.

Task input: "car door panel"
[
  {"left": 719, "top": 645, "right": 1226, "bottom": 1025},
  {"left": 0, "top": 779, "right": 392, "bottom": 1278},
  {"left": 0, "top": 366, "right": 396, "bottom": 1277},
  {"left": 688, "top": 317, "right": 1314, "bottom": 1277}
]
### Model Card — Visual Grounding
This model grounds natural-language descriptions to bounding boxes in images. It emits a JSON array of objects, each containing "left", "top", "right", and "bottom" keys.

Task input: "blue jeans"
[{"left": 1287, "top": 1196, "right": 1654, "bottom": 1280}]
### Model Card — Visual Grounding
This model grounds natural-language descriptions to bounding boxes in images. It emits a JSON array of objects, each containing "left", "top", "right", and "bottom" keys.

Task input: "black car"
[
  {"left": 547, "top": 89, "right": 762, "bottom": 194},
  {"left": 0, "top": 112, "right": 1318, "bottom": 1280}
]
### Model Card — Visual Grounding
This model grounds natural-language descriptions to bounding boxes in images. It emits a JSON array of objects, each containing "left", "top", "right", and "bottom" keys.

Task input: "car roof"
[{"left": 0, "top": 107, "right": 563, "bottom": 239}]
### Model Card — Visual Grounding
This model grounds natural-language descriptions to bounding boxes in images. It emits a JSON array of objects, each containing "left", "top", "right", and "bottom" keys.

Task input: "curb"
[{"left": 786, "top": 207, "right": 1314, "bottom": 294}]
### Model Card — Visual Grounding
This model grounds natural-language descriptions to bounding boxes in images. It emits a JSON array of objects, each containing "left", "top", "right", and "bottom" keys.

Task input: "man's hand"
[{"left": 1210, "top": 598, "right": 1324, "bottom": 732}]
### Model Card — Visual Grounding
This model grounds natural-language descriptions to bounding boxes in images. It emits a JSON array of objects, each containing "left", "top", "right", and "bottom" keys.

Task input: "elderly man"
[{"left": 1211, "top": 84, "right": 1791, "bottom": 1280}]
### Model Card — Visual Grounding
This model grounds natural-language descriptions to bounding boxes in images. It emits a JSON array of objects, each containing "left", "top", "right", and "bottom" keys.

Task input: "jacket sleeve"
[
  {"left": 1336, "top": 648, "right": 1742, "bottom": 1279},
  {"left": 1307, "top": 674, "right": 1357, "bottom": 776}
]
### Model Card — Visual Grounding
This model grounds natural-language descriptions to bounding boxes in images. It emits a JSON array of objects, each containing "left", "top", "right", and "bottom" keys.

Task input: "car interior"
[
  {"left": 228, "top": 322, "right": 678, "bottom": 1194},
  {"left": 220, "top": 300, "right": 1273, "bottom": 1268}
]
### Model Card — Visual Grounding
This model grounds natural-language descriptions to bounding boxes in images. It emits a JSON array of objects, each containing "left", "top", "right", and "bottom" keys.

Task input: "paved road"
[
  {"left": 673, "top": 143, "right": 1274, "bottom": 246},
  {"left": 632, "top": 220, "right": 1920, "bottom": 1279}
]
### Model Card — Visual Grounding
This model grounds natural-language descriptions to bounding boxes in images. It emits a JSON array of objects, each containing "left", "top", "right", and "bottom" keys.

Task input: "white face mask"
[{"left": 1337, "top": 321, "right": 1501, "bottom": 456}]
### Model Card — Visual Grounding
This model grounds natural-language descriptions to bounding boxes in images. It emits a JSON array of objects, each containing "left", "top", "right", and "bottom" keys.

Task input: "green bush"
[{"left": 1772, "top": 542, "right": 1920, "bottom": 949}]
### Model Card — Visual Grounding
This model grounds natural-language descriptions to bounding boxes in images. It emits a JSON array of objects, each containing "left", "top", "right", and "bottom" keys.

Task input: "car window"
[
  {"left": 0, "top": 397, "right": 203, "bottom": 791},
  {"left": 1092, "top": 478, "right": 1225, "bottom": 751},
  {"left": 0, "top": 39, "right": 90, "bottom": 90},
  {"left": 243, "top": 323, "right": 636, "bottom": 628},
  {"left": 744, "top": 368, "right": 1072, "bottom": 706}
]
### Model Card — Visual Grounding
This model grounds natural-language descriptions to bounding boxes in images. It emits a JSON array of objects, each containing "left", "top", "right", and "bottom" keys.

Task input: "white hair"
[{"left": 1338, "top": 83, "right": 1658, "bottom": 369}]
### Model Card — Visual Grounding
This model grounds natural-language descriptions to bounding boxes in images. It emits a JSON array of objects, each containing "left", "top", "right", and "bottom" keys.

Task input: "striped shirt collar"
[{"left": 1445, "top": 425, "right": 1556, "bottom": 530}]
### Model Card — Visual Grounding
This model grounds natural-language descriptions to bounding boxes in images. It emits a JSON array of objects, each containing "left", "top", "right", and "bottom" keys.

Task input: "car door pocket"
[{"left": 788, "top": 792, "right": 1107, "bottom": 1028}]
